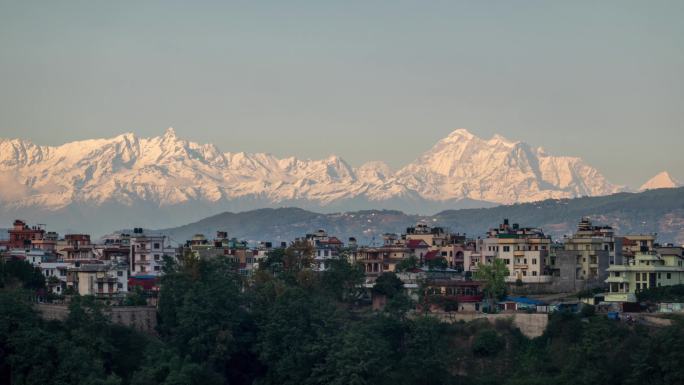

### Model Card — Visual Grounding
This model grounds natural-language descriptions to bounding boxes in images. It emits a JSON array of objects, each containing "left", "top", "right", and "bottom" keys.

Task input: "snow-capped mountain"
[
  {"left": 639, "top": 171, "right": 681, "bottom": 191},
  {"left": 0, "top": 127, "right": 626, "bottom": 233}
]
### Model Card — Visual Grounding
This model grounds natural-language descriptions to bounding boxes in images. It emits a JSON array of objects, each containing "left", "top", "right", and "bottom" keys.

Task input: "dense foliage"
[
  {"left": 2, "top": 252, "right": 684, "bottom": 384},
  {"left": 636, "top": 284, "right": 684, "bottom": 303}
]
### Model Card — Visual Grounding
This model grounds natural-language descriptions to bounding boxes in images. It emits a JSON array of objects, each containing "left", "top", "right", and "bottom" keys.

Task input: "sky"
[{"left": 0, "top": 0, "right": 682, "bottom": 188}]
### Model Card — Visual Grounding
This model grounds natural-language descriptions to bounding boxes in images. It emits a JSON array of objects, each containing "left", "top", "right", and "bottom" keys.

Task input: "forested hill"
[{"left": 158, "top": 187, "right": 684, "bottom": 244}]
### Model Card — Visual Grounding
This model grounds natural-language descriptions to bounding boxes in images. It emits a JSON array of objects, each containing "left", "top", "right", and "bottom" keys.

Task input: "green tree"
[
  {"left": 474, "top": 259, "right": 508, "bottom": 312},
  {"left": 395, "top": 255, "right": 419, "bottom": 272}
]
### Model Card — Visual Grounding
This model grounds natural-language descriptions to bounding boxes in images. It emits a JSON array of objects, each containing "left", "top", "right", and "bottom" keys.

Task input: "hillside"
[{"left": 159, "top": 187, "right": 684, "bottom": 245}]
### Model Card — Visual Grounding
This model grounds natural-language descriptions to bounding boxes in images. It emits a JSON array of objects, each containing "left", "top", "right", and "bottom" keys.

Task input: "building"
[
  {"left": 95, "top": 233, "right": 131, "bottom": 263},
  {"left": 2, "top": 220, "right": 46, "bottom": 249},
  {"left": 620, "top": 234, "right": 657, "bottom": 263},
  {"left": 40, "top": 262, "right": 70, "bottom": 294},
  {"left": 351, "top": 245, "right": 413, "bottom": 277},
  {"left": 58, "top": 234, "right": 95, "bottom": 261},
  {"left": 469, "top": 219, "right": 551, "bottom": 283},
  {"left": 605, "top": 249, "right": 684, "bottom": 302},
  {"left": 553, "top": 218, "right": 619, "bottom": 289},
  {"left": 129, "top": 228, "right": 177, "bottom": 276},
  {"left": 67, "top": 263, "right": 128, "bottom": 298},
  {"left": 299, "top": 229, "right": 345, "bottom": 271},
  {"left": 423, "top": 279, "right": 484, "bottom": 312}
]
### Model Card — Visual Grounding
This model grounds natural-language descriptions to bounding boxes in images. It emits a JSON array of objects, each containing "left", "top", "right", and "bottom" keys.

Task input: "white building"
[{"left": 129, "top": 228, "right": 177, "bottom": 276}]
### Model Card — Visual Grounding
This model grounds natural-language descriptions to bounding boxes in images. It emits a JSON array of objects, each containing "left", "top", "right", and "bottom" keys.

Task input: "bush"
[
  {"left": 472, "top": 329, "right": 505, "bottom": 357},
  {"left": 580, "top": 304, "right": 596, "bottom": 317}
]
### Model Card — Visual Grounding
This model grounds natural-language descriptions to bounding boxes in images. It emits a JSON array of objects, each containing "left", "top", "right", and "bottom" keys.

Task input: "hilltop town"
[{"left": 3, "top": 216, "right": 682, "bottom": 317}]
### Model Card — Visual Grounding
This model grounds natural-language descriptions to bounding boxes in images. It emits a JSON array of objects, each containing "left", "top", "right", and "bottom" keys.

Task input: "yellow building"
[{"left": 605, "top": 250, "right": 684, "bottom": 302}]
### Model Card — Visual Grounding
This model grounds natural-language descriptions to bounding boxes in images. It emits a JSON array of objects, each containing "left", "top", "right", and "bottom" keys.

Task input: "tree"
[
  {"left": 474, "top": 259, "right": 508, "bottom": 312},
  {"left": 372, "top": 273, "right": 404, "bottom": 298},
  {"left": 319, "top": 258, "right": 364, "bottom": 301},
  {"left": 157, "top": 256, "right": 251, "bottom": 381},
  {"left": 472, "top": 329, "right": 505, "bottom": 357},
  {"left": 426, "top": 256, "right": 448, "bottom": 270},
  {"left": 395, "top": 256, "right": 418, "bottom": 272},
  {"left": 0, "top": 259, "right": 45, "bottom": 290}
]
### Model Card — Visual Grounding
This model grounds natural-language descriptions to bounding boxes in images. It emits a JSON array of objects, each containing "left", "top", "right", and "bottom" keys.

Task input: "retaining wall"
[{"left": 36, "top": 303, "right": 157, "bottom": 335}]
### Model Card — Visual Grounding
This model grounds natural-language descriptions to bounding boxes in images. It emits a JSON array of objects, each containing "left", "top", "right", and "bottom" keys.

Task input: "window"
[
  {"left": 117, "top": 271, "right": 123, "bottom": 277},
  {"left": 532, "top": 271, "right": 537, "bottom": 276},
  {"left": 503, "top": 246, "right": 510, "bottom": 252},
  {"left": 154, "top": 266, "right": 161, "bottom": 271},
  {"left": 532, "top": 259, "right": 537, "bottom": 265},
  {"left": 154, "top": 254, "right": 160, "bottom": 260},
  {"left": 615, "top": 272, "right": 620, "bottom": 277},
  {"left": 667, "top": 273, "right": 672, "bottom": 279},
  {"left": 154, "top": 243, "right": 160, "bottom": 249},
  {"left": 117, "top": 283, "right": 123, "bottom": 289}
]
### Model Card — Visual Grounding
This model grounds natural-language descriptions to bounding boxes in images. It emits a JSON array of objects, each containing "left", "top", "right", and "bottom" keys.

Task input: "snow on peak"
[
  {"left": 488, "top": 133, "right": 517, "bottom": 147},
  {"left": 443, "top": 128, "right": 476, "bottom": 142},
  {"left": 0, "top": 127, "right": 624, "bottom": 211},
  {"left": 640, "top": 171, "right": 681, "bottom": 191},
  {"left": 163, "top": 127, "right": 177, "bottom": 138}
]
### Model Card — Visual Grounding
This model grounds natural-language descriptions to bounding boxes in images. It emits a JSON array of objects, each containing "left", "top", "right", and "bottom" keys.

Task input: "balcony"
[
  {"left": 605, "top": 276, "right": 628, "bottom": 284},
  {"left": 513, "top": 264, "right": 528, "bottom": 269},
  {"left": 604, "top": 293, "right": 637, "bottom": 303}
]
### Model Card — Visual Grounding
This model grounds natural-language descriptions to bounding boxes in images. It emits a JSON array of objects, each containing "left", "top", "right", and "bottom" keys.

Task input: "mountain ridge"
[
  {"left": 0, "top": 127, "right": 630, "bottom": 233},
  {"left": 156, "top": 187, "right": 684, "bottom": 245}
]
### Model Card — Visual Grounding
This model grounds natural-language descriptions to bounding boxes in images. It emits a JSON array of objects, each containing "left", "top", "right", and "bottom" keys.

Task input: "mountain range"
[
  {"left": 158, "top": 187, "right": 684, "bottom": 246},
  {"left": 0, "top": 127, "right": 674, "bottom": 235}
]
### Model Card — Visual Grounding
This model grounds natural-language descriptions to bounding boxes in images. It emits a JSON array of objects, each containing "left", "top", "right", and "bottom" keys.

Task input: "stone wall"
[
  {"left": 35, "top": 303, "right": 158, "bottom": 335},
  {"left": 430, "top": 312, "right": 549, "bottom": 338}
]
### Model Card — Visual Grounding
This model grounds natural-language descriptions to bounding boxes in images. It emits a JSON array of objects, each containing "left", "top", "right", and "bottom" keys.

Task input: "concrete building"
[
  {"left": 59, "top": 234, "right": 96, "bottom": 261},
  {"left": 557, "top": 218, "right": 618, "bottom": 280},
  {"left": 299, "top": 229, "right": 345, "bottom": 271},
  {"left": 605, "top": 249, "right": 684, "bottom": 302},
  {"left": 351, "top": 245, "right": 412, "bottom": 277},
  {"left": 620, "top": 234, "right": 657, "bottom": 263},
  {"left": 129, "top": 228, "right": 177, "bottom": 276},
  {"left": 67, "top": 263, "right": 128, "bottom": 298},
  {"left": 469, "top": 219, "right": 551, "bottom": 283},
  {"left": 2, "top": 220, "right": 46, "bottom": 249}
]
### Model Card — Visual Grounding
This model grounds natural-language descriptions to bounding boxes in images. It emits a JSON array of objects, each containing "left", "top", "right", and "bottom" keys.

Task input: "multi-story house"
[
  {"left": 41, "top": 262, "right": 70, "bottom": 294},
  {"left": 67, "top": 263, "right": 128, "bottom": 298},
  {"left": 299, "top": 229, "right": 345, "bottom": 271},
  {"left": 58, "top": 234, "right": 96, "bottom": 261},
  {"left": 2, "top": 220, "right": 46, "bottom": 249},
  {"left": 619, "top": 234, "right": 656, "bottom": 263},
  {"left": 605, "top": 248, "right": 684, "bottom": 302},
  {"left": 555, "top": 218, "right": 620, "bottom": 284},
  {"left": 95, "top": 233, "right": 131, "bottom": 263},
  {"left": 129, "top": 228, "right": 177, "bottom": 276},
  {"left": 469, "top": 219, "right": 551, "bottom": 283},
  {"left": 351, "top": 245, "right": 413, "bottom": 277}
]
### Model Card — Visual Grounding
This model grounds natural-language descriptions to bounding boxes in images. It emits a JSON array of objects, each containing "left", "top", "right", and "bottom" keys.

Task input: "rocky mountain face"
[{"left": 0, "top": 127, "right": 625, "bottom": 234}]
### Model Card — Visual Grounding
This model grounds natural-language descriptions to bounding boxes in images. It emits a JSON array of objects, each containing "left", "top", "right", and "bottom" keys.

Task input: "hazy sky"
[{"left": 1, "top": 1, "right": 682, "bottom": 188}]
